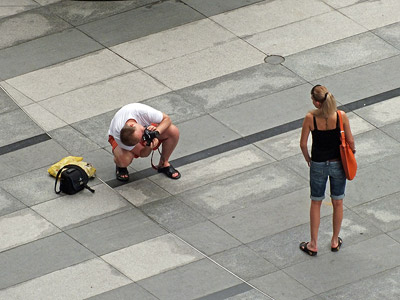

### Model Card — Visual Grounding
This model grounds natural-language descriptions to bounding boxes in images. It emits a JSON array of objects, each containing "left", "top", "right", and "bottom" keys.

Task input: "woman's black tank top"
[{"left": 311, "top": 112, "right": 341, "bottom": 162}]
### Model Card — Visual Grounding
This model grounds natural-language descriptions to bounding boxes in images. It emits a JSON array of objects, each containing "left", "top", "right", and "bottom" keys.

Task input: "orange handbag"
[{"left": 337, "top": 111, "right": 357, "bottom": 180}]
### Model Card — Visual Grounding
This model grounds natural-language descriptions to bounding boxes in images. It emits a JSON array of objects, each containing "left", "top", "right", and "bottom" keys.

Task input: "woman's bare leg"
[
  {"left": 308, "top": 200, "right": 322, "bottom": 252},
  {"left": 331, "top": 199, "right": 343, "bottom": 248}
]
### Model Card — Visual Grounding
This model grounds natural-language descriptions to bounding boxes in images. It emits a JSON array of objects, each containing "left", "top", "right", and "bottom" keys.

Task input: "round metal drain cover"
[{"left": 264, "top": 55, "right": 285, "bottom": 65}]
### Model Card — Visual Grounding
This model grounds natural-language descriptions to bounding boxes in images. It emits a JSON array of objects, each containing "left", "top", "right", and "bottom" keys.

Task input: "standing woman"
[{"left": 299, "top": 85, "right": 355, "bottom": 256}]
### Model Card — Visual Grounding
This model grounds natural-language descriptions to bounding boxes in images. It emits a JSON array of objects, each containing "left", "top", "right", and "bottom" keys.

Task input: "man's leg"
[
  {"left": 113, "top": 146, "right": 135, "bottom": 180},
  {"left": 157, "top": 124, "right": 180, "bottom": 178}
]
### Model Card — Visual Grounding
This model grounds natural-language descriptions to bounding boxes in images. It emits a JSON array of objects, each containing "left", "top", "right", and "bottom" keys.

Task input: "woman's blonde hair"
[{"left": 310, "top": 85, "right": 337, "bottom": 118}]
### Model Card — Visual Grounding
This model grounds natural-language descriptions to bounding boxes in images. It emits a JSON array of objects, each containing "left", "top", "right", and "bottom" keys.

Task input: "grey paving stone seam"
[
  {"left": 289, "top": 232, "right": 400, "bottom": 264},
  {"left": 144, "top": 231, "right": 276, "bottom": 300},
  {"left": 76, "top": 0, "right": 205, "bottom": 48},
  {"left": 194, "top": 282, "right": 253, "bottom": 300},
  {"left": 0, "top": 232, "right": 97, "bottom": 290},
  {"left": 44, "top": 0, "right": 162, "bottom": 27},
  {"left": 0, "top": 85, "right": 51, "bottom": 155},
  {"left": 0, "top": 6, "right": 72, "bottom": 51},
  {"left": 312, "top": 263, "right": 400, "bottom": 299},
  {"left": 181, "top": 0, "right": 265, "bottom": 18},
  {"left": 0, "top": 0, "right": 160, "bottom": 51},
  {"left": 283, "top": 31, "right": 400, "bottom": 83},
  {"left": 0, "top": 28, "right": 104, "bottom": 80},
  {"left": 89, "top": 184, "right": 277, "bottom": 298},
  {"left": 344, "top": 87, "right": 400, "bottom": 111},
  {"left": 0, "top": 231, "right": 59, "bottom": 256},
  {"left": 274, "top": 235, "right": 400, "bottom": 297},
  {"left": 33, "top": 67, "right": 144, "bottom": 103},
  {"left": 0, "top": 209, "right": 139, "bottom": 290},
  {"left": 0, "top": 256, "right": 131, "bottom": 292},
  {"left": 0, "top": 200, "right": 113, "bottom": 254},
  {"left": 370, "top": 29, "right": 400, "bottom": 53},
  {"left": 106, "top": 86, "right": 400, "bottom": 188},
  {"left": 347, "top": 189, "right": 400, "bottom": 212}
]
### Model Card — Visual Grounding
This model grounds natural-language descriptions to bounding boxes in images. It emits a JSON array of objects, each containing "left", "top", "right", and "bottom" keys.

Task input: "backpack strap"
[
  {"left": 54, "top": 165, "right": 69, "bottom": 194},
  {"left": 84, "top": 184, "right": 95, "bottom": 193}
]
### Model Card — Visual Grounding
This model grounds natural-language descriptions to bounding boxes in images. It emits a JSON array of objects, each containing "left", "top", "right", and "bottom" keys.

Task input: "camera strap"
[{"left": 150, "top": 148, "right": 161, "bottom": 170}]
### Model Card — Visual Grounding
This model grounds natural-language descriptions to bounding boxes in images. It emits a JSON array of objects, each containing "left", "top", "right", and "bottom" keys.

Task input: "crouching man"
[{"left": 108, "top": 103, "right": 180, "bottom": 181}]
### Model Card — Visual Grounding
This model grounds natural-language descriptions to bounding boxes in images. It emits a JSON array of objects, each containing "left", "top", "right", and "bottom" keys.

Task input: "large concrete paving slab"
[
  {"left": 143, "top": 39, "right": 265, "bottom": 90},
  {"left": 245, "top": 10, "right": 366, "bottom": 57},
  {"left": 111, "top": 18, "right": 237, "bottom": 68},
  {"left": 0, "top": 29, "right": 103, "bottom": 80},
  {"left": 0, "top": 258, "right": 132, "bottom": 300},
  {"left": 7, "top": 49, "right": 136, "bottom": 102},
  {"left": 182, "top": 0, "right": 263, "bottom": 17},
  {"left": 285, "top": 234, "right": 400, "bottom": 294},
  {"left": 101, "top": 233, "right": 204, "bottom": 281},
  {"left": 339, "top": 0, "right": 400, "bottom": 30},
  {"left": 78, "top": 0, "right": 204, "bottom": 47},
  {"left": 137, "top": 259, "right": 243, "bottom": 300},
  {"left": 46, "top": 0, "right": 156, "bottom": 26},
  {"left": 283, "top": 32, "right": 400, "bottom": 81},
  {"left": 66, "top": 209, "right": 167, "bottom": 256},
  {"left": 211, "top": 0, "right": 331, "bottom": 37},
  {"left": 0, "top": 7, "right": 71, "bottom": 50},
  {"left": 0, "top": 233, "right": 95, "bottom": 289}
]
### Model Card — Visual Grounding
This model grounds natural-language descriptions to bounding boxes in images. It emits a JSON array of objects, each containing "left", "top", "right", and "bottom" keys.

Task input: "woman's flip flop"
[
  {"left": 331, "top": 237, "right": 343, "bottom": 252},
  {"left": 300, "top": 242, "right": 317, "bottom": 256}
]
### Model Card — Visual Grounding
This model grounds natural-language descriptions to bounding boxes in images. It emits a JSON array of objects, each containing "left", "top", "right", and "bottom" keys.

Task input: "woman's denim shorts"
[{"left": 310, "top": 160, "right": 346, "bottom": 201}]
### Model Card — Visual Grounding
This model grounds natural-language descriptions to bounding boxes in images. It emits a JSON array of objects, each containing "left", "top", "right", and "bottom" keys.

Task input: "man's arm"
[
  {"left": 154, "top": 113, "right": 171, "bottom": 134},
  {"left": 139, "top": 112, "right": 172, "bottom": 157}
]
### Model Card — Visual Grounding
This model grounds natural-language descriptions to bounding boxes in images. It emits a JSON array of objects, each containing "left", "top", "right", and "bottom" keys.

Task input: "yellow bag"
[{"left": 48, "top": 156, "right": 96, "bottom": 178}]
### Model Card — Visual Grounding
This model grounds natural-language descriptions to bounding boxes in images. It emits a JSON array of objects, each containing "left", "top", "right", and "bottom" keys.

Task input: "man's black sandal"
[
  {"left": 157, "top": 165, "right": 181, "bottom": 179},
  {"left": 300, "top": 242, "right": 317, "bottom": 256},
  {"left": 116, "top": 166, "right": 129, "bottom": 181}
]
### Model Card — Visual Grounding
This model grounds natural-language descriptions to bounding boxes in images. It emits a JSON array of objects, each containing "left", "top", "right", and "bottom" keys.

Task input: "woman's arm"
[{"left": 300, "top": 113, "right": 312, "bottom": 166}]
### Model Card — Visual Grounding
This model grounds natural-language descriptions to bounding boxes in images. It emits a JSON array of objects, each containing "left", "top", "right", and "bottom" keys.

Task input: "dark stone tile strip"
[{"left": 0, "top": 133, "right": 51, "bottom": 156}]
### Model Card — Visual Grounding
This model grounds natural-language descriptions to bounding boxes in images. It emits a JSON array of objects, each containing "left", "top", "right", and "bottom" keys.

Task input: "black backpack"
[{"left": 55, "top": 164, "right": 95, "bottom": 195}]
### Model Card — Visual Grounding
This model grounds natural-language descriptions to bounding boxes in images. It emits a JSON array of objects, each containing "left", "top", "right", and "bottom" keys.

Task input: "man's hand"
[
  {"left": 149, "top": 138, "right": 159, "bottom": 149},
  {"left": 147, "top": 125, "right": 157, "bottom": 131}
]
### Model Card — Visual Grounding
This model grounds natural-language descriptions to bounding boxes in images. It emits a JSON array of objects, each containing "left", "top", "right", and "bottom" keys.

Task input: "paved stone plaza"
[{"left": 1, "top": 0, "right": 400, "bottom": 299}]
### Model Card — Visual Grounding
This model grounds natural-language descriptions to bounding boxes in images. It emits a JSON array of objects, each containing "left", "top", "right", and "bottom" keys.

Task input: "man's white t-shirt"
[{"left": 108, "top": 103, "right": 163, "bottom": 151}]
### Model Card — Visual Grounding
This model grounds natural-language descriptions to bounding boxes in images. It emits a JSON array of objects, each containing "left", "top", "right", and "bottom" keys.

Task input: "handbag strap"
[{"left": 337, "top": 110, "right": 346, "bottom": 146}]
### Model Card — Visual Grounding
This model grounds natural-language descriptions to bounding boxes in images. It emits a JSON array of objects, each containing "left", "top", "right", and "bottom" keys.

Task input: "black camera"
[{"left": 142, "top": 128, "right": 160, "bottom": 146}]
